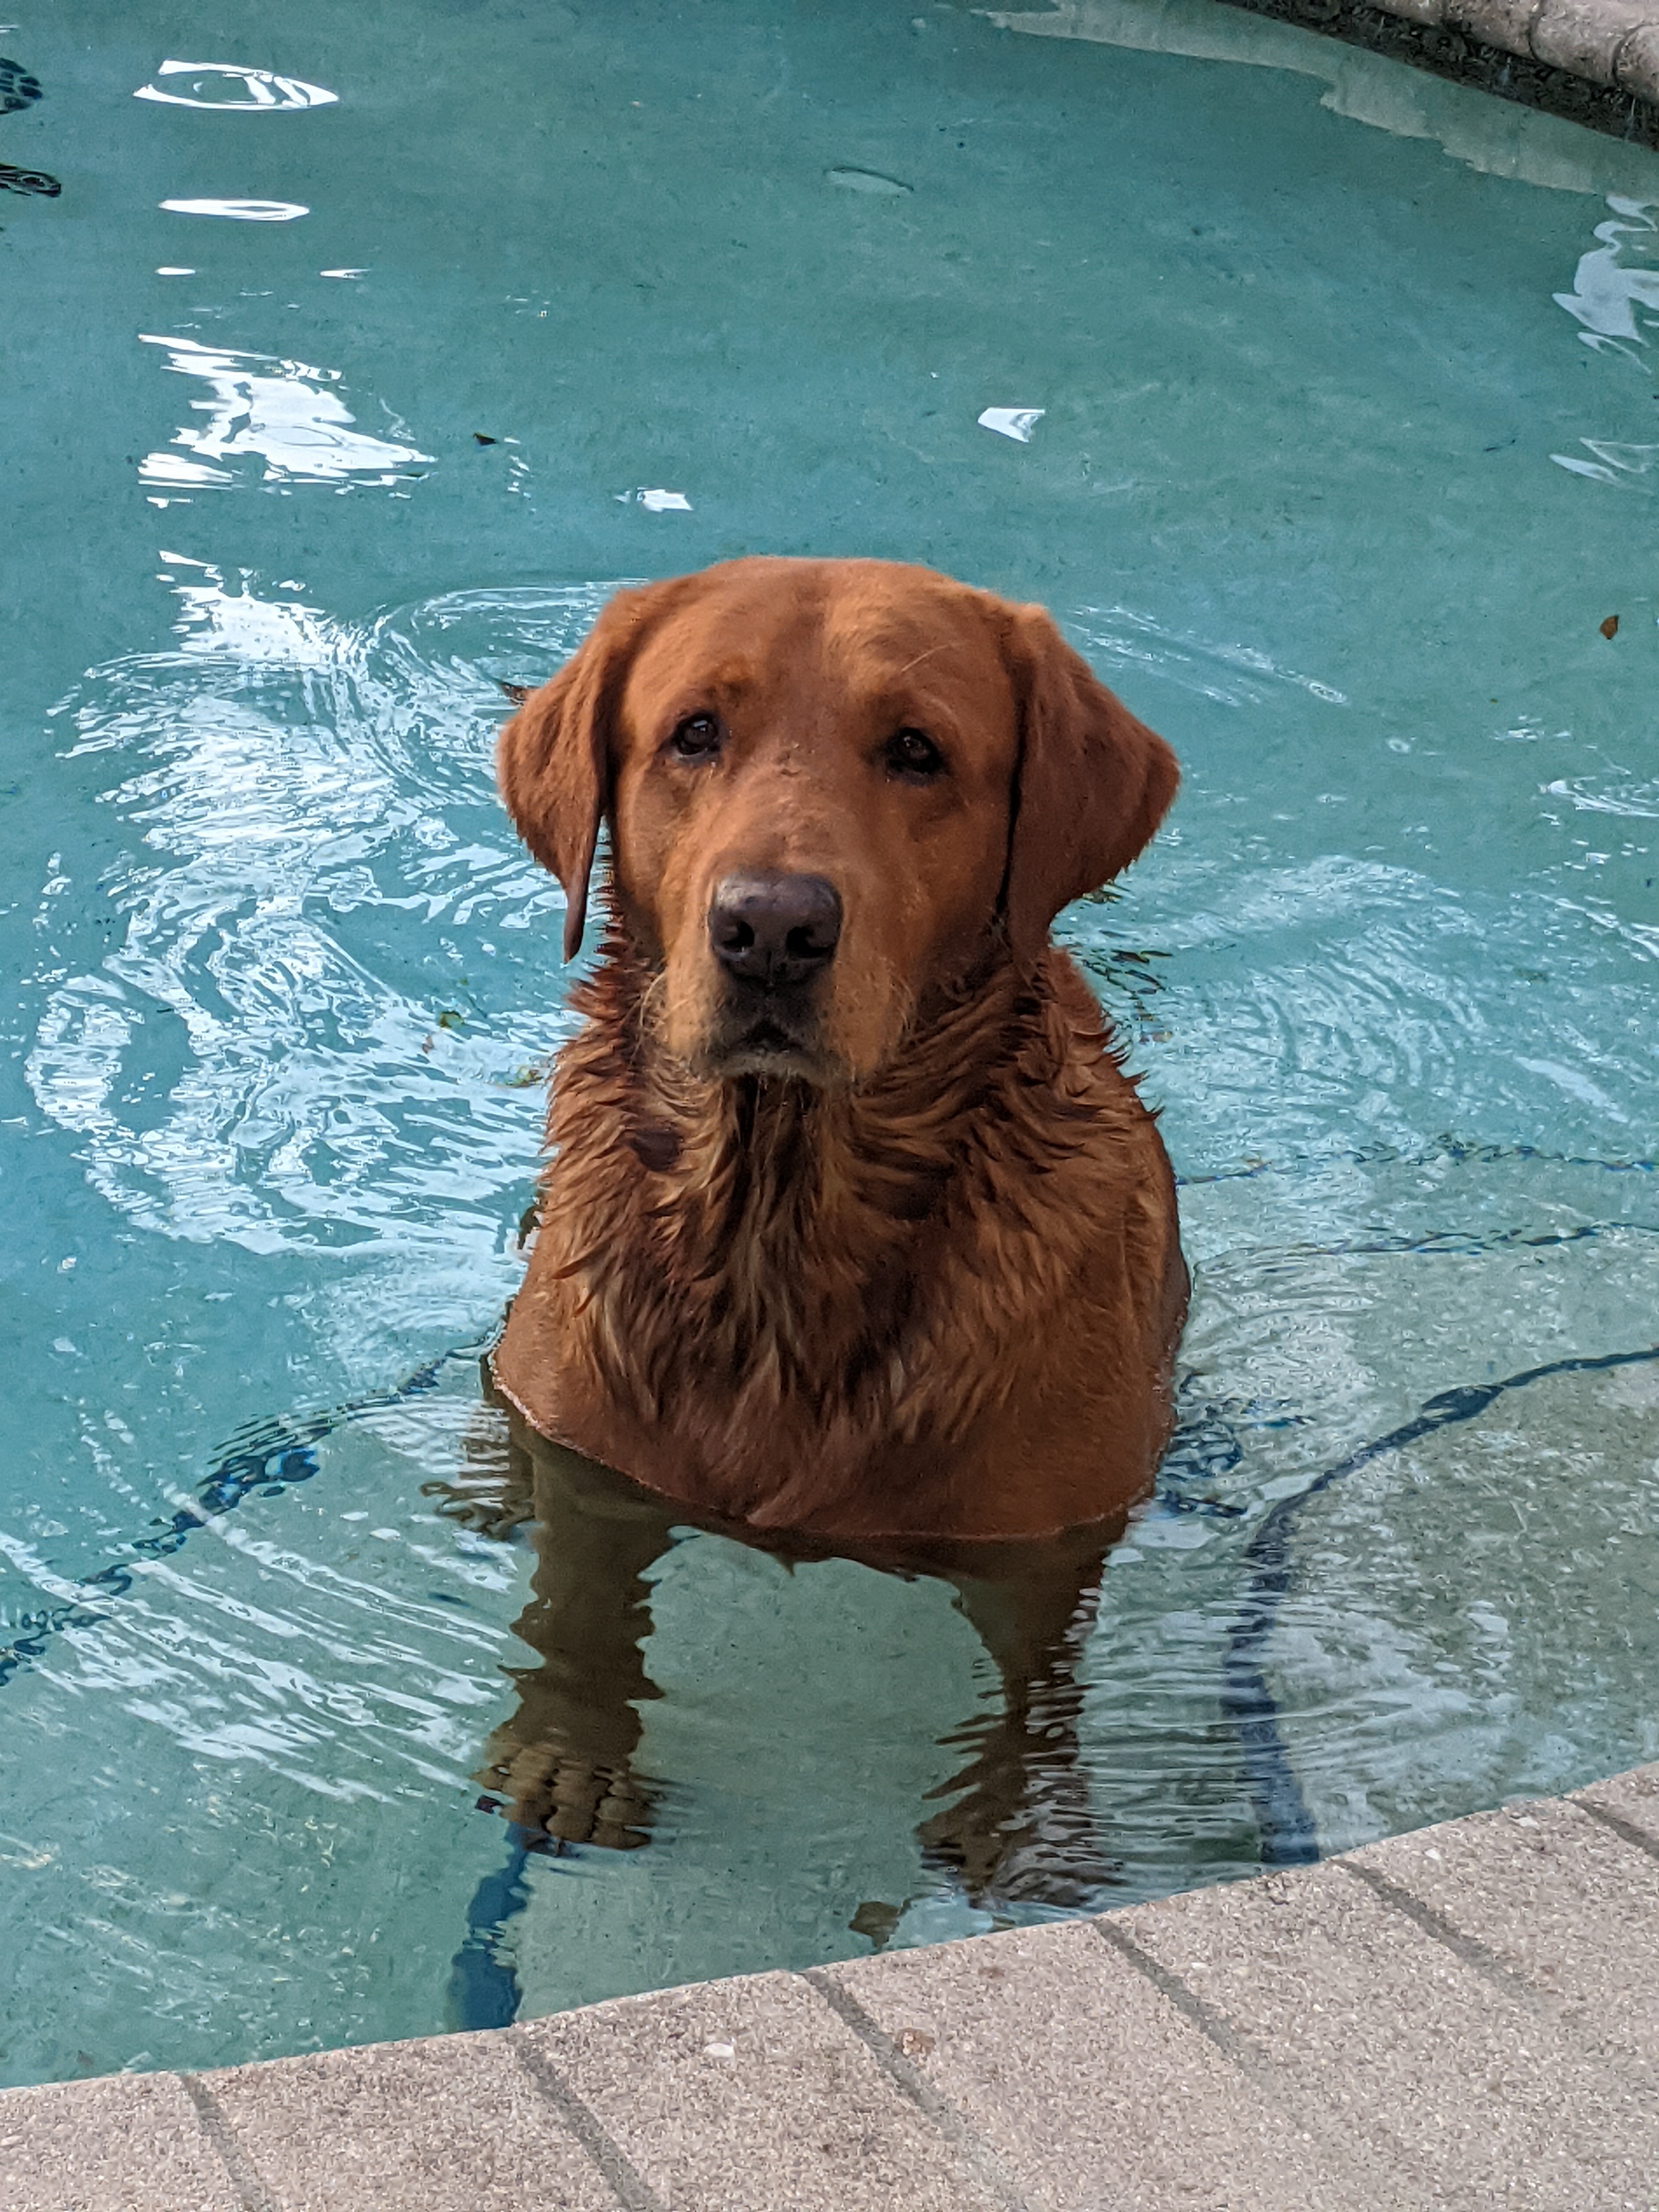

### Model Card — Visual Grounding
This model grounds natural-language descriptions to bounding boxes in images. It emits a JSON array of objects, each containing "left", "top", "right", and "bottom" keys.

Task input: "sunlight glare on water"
[{"left": 1, "top": 0, "right": 1656, "bottom": 2089}]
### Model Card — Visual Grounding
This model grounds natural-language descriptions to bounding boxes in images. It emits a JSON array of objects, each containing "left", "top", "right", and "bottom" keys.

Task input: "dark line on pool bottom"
[
  {"left": 1226, "top": 1340, "right": 1659, "bottom": 1868},
  {"left": 1177, "top": 1132, "right": 1658, "bottom": 1190},
  {"left": 0, "top": 1348, "right": 477, "bottom": 1690},
  {"left": 447, "top": 1822, "right": 539, "bottom": 2029},
  {"left": 0, "top": 1337, "right": 532, "bottom": 2040},
  {"left": 0, "top": 1339, "right": 535, "bottom": 2036}
]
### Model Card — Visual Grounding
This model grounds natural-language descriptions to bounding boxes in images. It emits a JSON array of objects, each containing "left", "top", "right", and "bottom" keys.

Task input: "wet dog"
[
  {"left": 479, "top": 556, "right": 1186, "bottom": 1893},
  {"left": 492, "top": 555, "right": 1185, "bottom": 1539}
]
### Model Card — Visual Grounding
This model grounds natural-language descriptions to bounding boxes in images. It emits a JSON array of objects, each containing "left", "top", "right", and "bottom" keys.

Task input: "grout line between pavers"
[
  {"left": 1089, "top": 1911, "right": 1412, "bottom": 2212},
  {"left": 1335, "top": 1858, "right": 1543, "bottom": 2002},
  {"left": 1574, "top": 1794, "right": 1659, "bottom": 1869},
  {"left": 177, "top": 2075, "right": 280, "bottom": 2212},
  {"left": 506, "top": 2034, "right": 668, "bottom": 2212},
  {"left": 800, "top": 1967, "right": 1042, "bottom": 2212},
  {"left": 1088, "top": 1914, "right": 1277, "bottom": 2080},
  {"left": 1337, "top": 1852, "right": 1659, "bottom": 2103}
]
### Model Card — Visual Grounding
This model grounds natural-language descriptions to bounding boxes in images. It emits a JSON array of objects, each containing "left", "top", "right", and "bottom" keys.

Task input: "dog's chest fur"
[{"left": 492, "top": 936, "right": 1180, "bottom": 1537}]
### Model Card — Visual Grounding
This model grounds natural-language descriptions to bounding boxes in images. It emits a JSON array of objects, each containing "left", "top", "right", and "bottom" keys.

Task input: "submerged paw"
[{"left": 482, "top": 1743, "right": 654, "bottom": 1851}]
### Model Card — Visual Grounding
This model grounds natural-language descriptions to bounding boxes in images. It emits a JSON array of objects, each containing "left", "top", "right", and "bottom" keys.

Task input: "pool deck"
[{"left": 5, "top": 1760, "right": 1658, "bottom": 2210}]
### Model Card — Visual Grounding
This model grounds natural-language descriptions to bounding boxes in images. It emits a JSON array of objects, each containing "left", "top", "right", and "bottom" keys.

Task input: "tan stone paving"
[{"left": 5, "top": 1763, "right": 1658, "bottom": 2210}]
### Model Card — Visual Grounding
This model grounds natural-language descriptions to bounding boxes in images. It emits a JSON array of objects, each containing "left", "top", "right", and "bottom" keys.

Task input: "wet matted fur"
[{"left": 490, "top": 556, "right": 1187, "bottom": 1545}]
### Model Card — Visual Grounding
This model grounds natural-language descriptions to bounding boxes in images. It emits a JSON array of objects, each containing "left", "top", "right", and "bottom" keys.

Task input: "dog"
[
  {"left": 476, "top": 555, "right": 1186, "bottom": 1894},
  {"left": 491, "top": 555, "right": 1186, "bottom": 1539}
]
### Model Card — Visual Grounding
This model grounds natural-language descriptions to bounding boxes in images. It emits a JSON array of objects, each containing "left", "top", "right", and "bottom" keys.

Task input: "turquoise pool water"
[{"left": 3, "top": 0, "right": 1657, "bottom": 2090}]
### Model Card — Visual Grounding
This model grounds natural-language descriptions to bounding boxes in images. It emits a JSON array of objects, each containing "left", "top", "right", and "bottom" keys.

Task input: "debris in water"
[
  {"left": 0, "top": 55, "right": 42, "bottom": 114},
  {"left": 978, "top": 406, "right": 1044, "bottom": 443},
  {"left": 473, "top": 432, "right": 498, "bottom": 445},
  {"left": 617, "top": 487, "right": 691, "bottom": 511},
  {"left": 1600, "top": 614, "right": 1619, "bottom": 639},
  {"left": 827, "top": 166, "right": 911, "bottom": 195}
]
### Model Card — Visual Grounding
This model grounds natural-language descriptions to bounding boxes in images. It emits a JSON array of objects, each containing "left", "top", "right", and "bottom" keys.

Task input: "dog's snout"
[{"left": 708, "top": 873, "right": 843, "bottom": 988}]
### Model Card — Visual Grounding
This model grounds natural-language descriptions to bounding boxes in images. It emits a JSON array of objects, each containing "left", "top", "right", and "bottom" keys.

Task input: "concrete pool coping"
[
  {"left": 994, "top": 0, "right": 1659, "bottom": 144},
  {"left": 1235, "top": 0, "right": 1659, "bottom": 111},
  {"left": 5, "top": 1758, "right": 1657, "bottom": 2209}
]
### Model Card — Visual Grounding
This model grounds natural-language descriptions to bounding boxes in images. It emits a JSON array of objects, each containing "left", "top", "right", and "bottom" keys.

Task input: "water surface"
[{"left": 2, "top": 0, "right": 1656, "bottom": 2088}]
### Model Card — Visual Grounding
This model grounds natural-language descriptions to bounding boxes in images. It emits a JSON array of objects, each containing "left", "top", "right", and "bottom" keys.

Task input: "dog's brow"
[{"left": 890, "top": 644, "right": 950, "bottom": 681}]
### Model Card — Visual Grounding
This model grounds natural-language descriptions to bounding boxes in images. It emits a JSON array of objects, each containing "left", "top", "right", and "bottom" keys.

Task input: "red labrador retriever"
[{"left": 490, "top": 556, "right": 1185, "bottom": 1545}]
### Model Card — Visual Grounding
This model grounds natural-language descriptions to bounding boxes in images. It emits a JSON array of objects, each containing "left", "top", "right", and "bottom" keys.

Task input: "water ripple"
[{"left": 26, "top": 579, "right": 619, "bottom": 1256}]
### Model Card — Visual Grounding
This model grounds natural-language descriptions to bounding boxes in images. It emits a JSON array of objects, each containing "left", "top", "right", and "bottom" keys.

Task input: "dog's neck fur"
[{"left": 528, "top": 918, "right": 1142, "bottom": 1522}]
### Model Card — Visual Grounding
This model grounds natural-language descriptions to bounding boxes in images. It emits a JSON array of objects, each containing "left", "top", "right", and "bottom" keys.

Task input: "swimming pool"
[{"left": 3, "top": 0, "right": 1656, "bottom": 2091}]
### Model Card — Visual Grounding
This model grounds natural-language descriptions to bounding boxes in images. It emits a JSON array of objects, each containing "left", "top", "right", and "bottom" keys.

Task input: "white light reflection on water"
[
  {"left": 1553, "top": 196, "right": 1659, "bottom": 352},
  {"left": 135, "top": 60, "right": 338, "bottom": 111},
  {"left": 137, "top": 337, "right": 433, "bottom": 490},
  {"left": 25, "top": 579, "right": 612, "bottom": 1259},
  {"left": 159, "top": 198, "right": 310, "bottom": 221}
]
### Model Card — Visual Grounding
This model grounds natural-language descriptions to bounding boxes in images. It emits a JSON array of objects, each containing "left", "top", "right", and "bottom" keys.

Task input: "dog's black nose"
[{"left": 708, "top": 873, "right": 842, "bottom": 987}]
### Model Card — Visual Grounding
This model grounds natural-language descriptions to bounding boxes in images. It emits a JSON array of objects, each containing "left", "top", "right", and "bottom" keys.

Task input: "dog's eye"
[
  {"left": 884, "top": 727, "right": 944, "bottom": 781},
  {"left": 669, "top": 714, "right": 722, "bottom": 760}
]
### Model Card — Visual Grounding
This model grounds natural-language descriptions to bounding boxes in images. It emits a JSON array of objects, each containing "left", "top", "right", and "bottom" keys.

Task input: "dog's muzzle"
[{"left": 703, "top": 872, "right": 843, "bottom": 1075}]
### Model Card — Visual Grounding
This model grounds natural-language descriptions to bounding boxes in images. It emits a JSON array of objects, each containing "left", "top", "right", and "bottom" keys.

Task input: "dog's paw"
[
  {"left": 917, "top": 1785, "right": 1120, "bottom": 1911},
  {"left": 483, "top": 1742, "right": 653, "bottom": 1851},
  {"left": 849, "top": 1898, "right": 904, "bottom": 1951}
]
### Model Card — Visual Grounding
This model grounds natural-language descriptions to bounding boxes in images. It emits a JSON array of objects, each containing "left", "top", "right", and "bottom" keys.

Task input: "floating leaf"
[{"left": 1600, "top": 614, "right": 1620, "bottom": 639}]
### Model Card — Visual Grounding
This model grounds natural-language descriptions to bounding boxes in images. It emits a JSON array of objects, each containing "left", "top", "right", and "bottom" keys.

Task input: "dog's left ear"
[
  {"left": 1000, "top": 602, "right": 1178, "bottom": 970},
  {"left": 496, "top": 584, "right": 664, "bottom": 962}
]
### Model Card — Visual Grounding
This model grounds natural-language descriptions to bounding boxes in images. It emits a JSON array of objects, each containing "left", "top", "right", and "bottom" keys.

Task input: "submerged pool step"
[{"left": 4, "top": 1762, "right": 1656, "bottom": 2210}]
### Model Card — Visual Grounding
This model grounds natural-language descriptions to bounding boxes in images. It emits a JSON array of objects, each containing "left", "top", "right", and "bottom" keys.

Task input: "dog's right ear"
[{"left": 496, "top": 585, "right": 659, "bottom": 962}]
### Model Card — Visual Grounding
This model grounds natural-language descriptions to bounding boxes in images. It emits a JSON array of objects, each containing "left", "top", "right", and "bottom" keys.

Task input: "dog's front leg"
[
  {"left": 919, "top": 1526, "right": 1119, "bottom": 1908},
  {"left": 475, "top": 1427, "right": 677, "bottom": 1852}
]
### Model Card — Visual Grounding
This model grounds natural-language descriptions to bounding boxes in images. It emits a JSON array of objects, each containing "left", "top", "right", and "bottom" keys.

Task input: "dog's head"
[{"left": 498, "top": 557, "right": 1176, "bottom": 1084}]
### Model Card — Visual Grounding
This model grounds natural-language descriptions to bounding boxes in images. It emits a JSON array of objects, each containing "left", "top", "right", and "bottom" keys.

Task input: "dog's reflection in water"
[{"left": 429, "top": 1385, "right": 1131, "bottom": 1914}]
